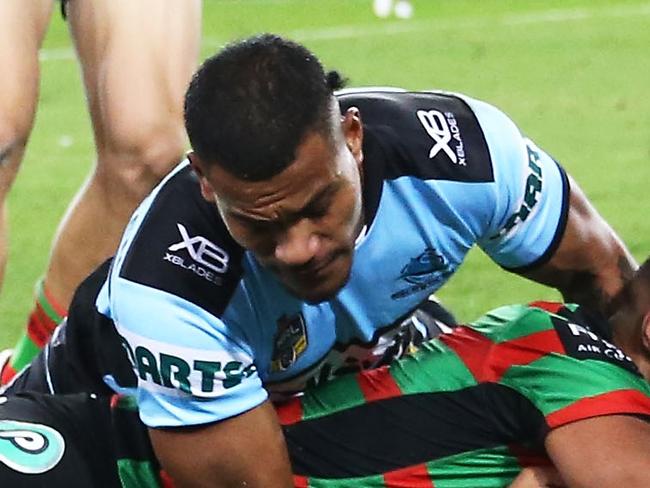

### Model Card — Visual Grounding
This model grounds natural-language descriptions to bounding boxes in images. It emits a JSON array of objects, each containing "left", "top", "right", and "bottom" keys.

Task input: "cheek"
[
  {"left": 222, "top": 221, "right": 270, "bottom": 254},
  {"left": 342, "top": 183, "right": 362, "bottom": 219},
  {"left": 328, "top": 191, "right": 361, "bottom": 236},
  {"left": 240, "top": 233, "right": 275, "bottom": 257}
]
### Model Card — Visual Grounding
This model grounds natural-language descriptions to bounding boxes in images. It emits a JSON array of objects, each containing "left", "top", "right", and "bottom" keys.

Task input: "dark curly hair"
[{"left": 184, "top": 34, "right": 347, "bottom": 181}]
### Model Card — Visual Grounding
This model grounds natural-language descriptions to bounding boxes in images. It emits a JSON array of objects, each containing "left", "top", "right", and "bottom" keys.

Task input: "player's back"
[{"left": 278, "top": 302, "right": 650, "bottom": 487}]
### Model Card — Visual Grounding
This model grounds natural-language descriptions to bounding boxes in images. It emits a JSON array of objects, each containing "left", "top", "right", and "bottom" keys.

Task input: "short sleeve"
[
  {"left": 102, "top": 279, "right": 267, "bottom": 428},
  {"left": 465, "top": 97, "right": 570, "bottom": 270},
  {"left": 499, "top": 319, "right": 650, "bottom": 431}
]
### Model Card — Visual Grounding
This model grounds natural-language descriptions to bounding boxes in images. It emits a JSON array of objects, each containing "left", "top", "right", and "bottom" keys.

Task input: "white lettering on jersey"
[
  {"left": 167, "top": 223, "right": 229, "bottom": 277},
  {"left": 417, "top": 110, "right": 466, "bottom": 166},
  {"left": 117, "top": 327, "right": 256, "bottom": 399}
]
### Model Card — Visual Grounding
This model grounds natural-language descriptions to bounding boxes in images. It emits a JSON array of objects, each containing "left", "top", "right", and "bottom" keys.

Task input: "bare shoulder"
[{"left": 546, "top": 415, "right": 650, "bottom": 488}]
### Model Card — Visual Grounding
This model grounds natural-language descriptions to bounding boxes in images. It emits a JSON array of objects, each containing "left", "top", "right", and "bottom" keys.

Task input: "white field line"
[
  {"left": 39, "top": 47, "right": 77, "bottom": 62},
  {"left": 40, "top": 2, "right": 650, "bottom": 62}
]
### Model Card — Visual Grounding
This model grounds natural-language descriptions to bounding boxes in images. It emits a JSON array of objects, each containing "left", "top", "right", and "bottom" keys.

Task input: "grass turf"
[{"left": 2, "top": 0, "right": 649, "bottom": 347}]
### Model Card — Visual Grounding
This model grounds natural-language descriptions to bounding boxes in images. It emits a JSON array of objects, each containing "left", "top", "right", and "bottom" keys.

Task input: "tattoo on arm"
[{"left": 560, "top": 255, "right": 636, "bottom": 316}]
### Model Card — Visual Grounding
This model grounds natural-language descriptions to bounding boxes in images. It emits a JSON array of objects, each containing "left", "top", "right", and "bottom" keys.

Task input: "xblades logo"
[
  {"left": 0, "top": 420, "right": 65, "bottom": 474},
  {"left": 417, "top": 109, "right": 466, "bottom": 166},
  {"left": 168, "top": 223, "right": 229, "bottom": 274},
  {"left": 165, "top": 223, "right": 229, "bottom": 284}
]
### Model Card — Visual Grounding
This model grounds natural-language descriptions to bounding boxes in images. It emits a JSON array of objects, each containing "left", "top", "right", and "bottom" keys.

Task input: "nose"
[{"left": 274, "top": 219, "right": 321, "bottom": 266}]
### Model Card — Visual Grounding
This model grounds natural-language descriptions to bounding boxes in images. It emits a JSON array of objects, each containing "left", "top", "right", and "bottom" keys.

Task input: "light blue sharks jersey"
[{"left": 96, "top": 90, "right": 569, "bottom": 428}]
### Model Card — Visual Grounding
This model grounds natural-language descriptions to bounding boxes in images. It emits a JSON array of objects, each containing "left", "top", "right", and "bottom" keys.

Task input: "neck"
[
  {"left": 628, "top": 347, "right": 650, "bottom": 381},
  {"left": 611, "top": 310, "right": 634, "bottom": 354},
  {"left": 611, "top": 312, "right": 650, "bottom": 381}
]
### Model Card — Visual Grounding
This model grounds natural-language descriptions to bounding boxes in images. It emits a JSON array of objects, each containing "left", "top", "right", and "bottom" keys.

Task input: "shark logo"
[
  {"left": 0, "top": 420, "right": 65, "bottom": 474},
  {"left": 392, "top": 248, "right": 450, "bottom": 300},
  {"left": 399, "top": 248, "right": 448, "bottom": 284}
]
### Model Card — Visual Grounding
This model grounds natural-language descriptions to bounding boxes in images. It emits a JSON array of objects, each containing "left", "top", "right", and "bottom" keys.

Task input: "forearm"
[
  {"left": 532, "top": 251, "right": 636, "bottom": 314},
  {"left": 522, "top": 175, "right": 637, "bottom": 315},
  {"left": 150, "top": 401, "right": 294, "bottom": 488}
]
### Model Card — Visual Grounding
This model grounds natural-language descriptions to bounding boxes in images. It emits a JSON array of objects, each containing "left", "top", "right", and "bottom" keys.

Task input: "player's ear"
[
  {"left": 342, "top": 107, "right": 363, "bottom": 165},
  {"left": 188, "top": 151, "right": 216, "bottom": 203}
]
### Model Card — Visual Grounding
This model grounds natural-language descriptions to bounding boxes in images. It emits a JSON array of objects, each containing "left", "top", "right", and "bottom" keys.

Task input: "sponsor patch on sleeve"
[
  {"left": 552, "top": 316, "right": 640, "bottom": 375},
  {"left": 117, "top": 327, "right": 258, "bottom": 398}
]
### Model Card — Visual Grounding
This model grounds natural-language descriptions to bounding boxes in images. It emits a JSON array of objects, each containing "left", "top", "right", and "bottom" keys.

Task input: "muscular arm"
[
  {"left": 545, "top": 415, "right": 650, "bottom": 488},
  {"left": 519, "top": 175, "right": 636, "bottom": 315},
  {"left": 149, "top": 400, "right": 293, "bottom": 488},
  {"left": 509, "top": 415, "right": 650, "bottom": 488}
]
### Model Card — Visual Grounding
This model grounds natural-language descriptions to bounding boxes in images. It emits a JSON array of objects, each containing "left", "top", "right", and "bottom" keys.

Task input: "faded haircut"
[{"left": 184, "top": 34, "right": 346, "bottom": 181}]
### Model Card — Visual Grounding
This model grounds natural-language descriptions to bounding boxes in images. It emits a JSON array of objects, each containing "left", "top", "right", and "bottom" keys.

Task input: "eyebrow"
[
  {"left": 302, "top": 181, "right": 339, "bottom": 213},
  {"left": 230, "top": 181, "right": 341, "bottom": 225}
]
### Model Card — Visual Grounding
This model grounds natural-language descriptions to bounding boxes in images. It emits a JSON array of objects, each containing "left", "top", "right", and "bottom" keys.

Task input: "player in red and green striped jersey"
[
  {"left": 1, "top": 258, "right": 650, "bottom": 486},
  {"left": 277, "top": 262, "right": 650, "bottom": 488}
]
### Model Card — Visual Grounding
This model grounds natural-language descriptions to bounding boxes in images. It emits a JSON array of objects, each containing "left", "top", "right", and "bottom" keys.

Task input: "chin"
[
  {"left": 287, "top": 279, "right": 343, "bottom": 304},
  {"left": 286, "top": 263, "right": 352, "bottom": 304},
  {"left": 301, "top": 288, "right": 340, "bottom": 304}
]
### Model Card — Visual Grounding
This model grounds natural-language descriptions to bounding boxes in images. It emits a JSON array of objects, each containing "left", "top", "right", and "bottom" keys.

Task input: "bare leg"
[
  {"left": 1, "top": 0, "right": 201, "bottom": 381},
  {"left": 45, "top": 0, "right": 202, "bottom": 307},
  {"left": 0, "top": 0, "right": 53, "bottom": 291}
]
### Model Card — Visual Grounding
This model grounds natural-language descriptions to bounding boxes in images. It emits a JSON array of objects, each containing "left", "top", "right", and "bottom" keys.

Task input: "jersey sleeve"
[
  {"left": 98, "top": 278, "right": 267, "bottom": 428},
  {"left": 465, "top": 96, "right": 571, "bottom": 270},
  {"left": 496, "top": 312, "right": 650, "bottom": 434}
]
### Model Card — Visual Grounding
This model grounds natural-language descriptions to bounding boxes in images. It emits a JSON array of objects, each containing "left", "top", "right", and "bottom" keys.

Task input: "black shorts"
[
  {"left": 60, "top": 0, "right": 69, "bottom": 19},
  {"left": 0, "top": 392, "right": 161, "bottom": 487},
  {"left": 0, "top": 392, "right": 119, "bottom": 486}
]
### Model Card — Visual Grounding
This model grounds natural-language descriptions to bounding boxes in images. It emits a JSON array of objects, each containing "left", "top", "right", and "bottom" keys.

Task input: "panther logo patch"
[{"left": 0, "top": 419, "right": 65, "bottom": 474}]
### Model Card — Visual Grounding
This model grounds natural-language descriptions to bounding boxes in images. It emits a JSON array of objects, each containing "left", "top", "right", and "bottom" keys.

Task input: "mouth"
[
  {"left": 271, "top": 251, "right": 353, "bottom": 303},
  {"left": 294, "top": 253, "right": 339, "bottom": 278}
]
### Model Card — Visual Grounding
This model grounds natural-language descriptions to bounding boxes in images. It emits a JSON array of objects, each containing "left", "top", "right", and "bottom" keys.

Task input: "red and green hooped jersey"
[{"left": 277, "top": 302, "right": 650, "bottom": 488}]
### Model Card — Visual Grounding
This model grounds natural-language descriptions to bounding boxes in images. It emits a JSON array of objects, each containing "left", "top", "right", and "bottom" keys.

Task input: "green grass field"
[{"left": 2, "top": 0, "right": 649, "bottom": 348}]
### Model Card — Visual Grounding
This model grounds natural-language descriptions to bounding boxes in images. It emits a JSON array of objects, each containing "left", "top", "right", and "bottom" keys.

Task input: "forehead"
[{"left": 208, "top": 131, "right": 343, "bottom": 214}]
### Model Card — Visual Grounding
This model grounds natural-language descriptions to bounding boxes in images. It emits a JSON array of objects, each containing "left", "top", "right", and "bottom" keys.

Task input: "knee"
[
  {"left": 96, "top": 122, "right": 187, "bottom": 203},
  {"left": 0, "top": 118, "right": 31, "bottom": 162},
  {"left": 0, "top": 121, "right": 31, "bottom": 195}
]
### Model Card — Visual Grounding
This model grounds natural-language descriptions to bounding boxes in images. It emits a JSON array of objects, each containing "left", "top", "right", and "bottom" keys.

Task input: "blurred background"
[{"left": 2, "top": 0, "right": 649, "bottom": 347}]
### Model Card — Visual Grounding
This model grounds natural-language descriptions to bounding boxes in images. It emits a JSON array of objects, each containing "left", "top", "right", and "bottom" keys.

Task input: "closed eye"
[
  {"left": 302, "top": 199, "right": 330, "bottom": 219},
  {"left": 301, "top": 186, "right": 337, "bottom": 219}
]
